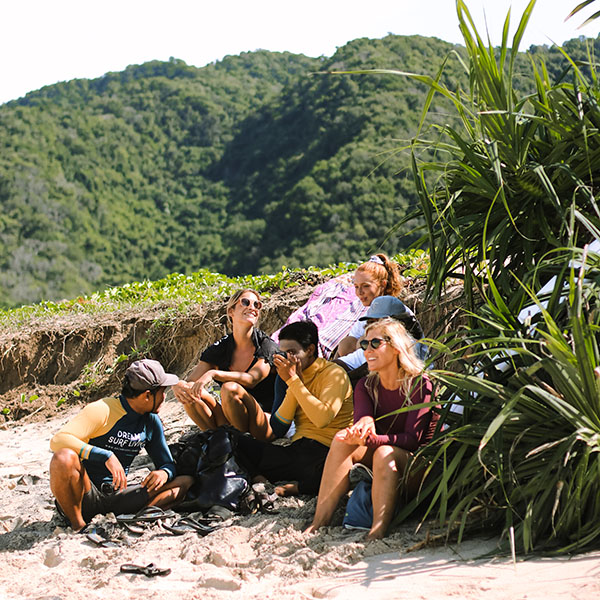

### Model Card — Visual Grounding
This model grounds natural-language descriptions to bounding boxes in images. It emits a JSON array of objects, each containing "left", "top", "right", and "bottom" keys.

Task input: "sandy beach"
[{"left": 1, "top": 398, "right": 599, "bottom": 600}]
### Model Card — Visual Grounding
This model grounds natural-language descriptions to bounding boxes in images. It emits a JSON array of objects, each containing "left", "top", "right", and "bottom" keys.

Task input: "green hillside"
[{"left": 0, "top": 34, "right": 596, "bottom": 307}]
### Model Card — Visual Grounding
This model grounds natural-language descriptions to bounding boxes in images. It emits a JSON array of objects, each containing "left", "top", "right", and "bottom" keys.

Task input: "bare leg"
[
  {"left": 184, "top": 390, "right": 228, "bottom": 430},
  {"left": 220, "top": 382, "right": 273, "bottom": 441},
  {"left": 49, "top": 448, "right": 91, "bottom": 531},
  {"left": 367, "top": 445, "right": 411, "bottom": 540},
  {"left": 304, "top": 438, "right": 371, "bottom": 533},
  {"left": 148, "top": 475, "right": 194, "bottom": 508}
]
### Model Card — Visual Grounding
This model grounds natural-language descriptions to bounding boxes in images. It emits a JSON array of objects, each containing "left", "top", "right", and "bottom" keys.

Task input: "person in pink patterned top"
[
  {"left": 335, "top": 253, "right": 404, "bottom": 369},
  {"left": 271, "top": 272, "right": 368, "bottom": 359},
  {"left": 272, "top": 254, "right": 403, "bottom": 361},
  {"left": 305, "top": 317, "right": 434, "bottom": 540}
]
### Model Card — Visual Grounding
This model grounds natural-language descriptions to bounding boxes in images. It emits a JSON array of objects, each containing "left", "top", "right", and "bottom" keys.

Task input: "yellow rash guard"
[{"left": 272, "top": 357, "right": 353, "bottom": 447}]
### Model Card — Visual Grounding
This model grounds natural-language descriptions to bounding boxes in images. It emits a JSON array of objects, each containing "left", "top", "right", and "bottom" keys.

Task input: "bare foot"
[
  {"left": 303, "top": 523, "right": 318, "bottom": 534},
  {"left": 274, "top": 482, "right": 299, "bottom": 497}
]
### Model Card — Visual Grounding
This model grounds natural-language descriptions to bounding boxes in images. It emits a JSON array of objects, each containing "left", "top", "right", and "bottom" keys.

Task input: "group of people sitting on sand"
[{"left": 49, "top": 253, "right": 436, "bottom": 541}]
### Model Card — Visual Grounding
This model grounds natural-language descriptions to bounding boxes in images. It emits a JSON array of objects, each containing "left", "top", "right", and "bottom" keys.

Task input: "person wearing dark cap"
[
  {"left": 49, "top": 359, "right": 192, "bottom": 531},
  {"left": 336, "top": 295, "right": 428, "bottom": 374}
]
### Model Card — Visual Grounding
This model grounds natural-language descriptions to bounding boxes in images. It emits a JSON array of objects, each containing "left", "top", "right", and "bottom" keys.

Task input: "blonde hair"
[
  {"left": 226, "top": 289, "right": 262, "bottom": 328},
  {"left": 355, "top": 253, "right": 403, "bottom": 297},
  {"left": 363, "top": 317, "right": 423, "bottom": 402}
]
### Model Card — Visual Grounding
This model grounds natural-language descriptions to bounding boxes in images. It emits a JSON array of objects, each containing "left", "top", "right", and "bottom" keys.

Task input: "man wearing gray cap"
[{"left": 50, "top": 359, "right": 192, "bottom": 531}]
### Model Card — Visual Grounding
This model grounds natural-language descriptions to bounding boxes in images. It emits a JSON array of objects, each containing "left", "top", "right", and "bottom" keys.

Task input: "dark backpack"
[{"left": 170, "top": 426, "right": 259, "bottom": 514}]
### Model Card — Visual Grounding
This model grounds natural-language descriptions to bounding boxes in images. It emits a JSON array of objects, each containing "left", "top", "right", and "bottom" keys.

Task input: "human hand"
[
  {"left": 342, "top": 417, "right": 376, "bottom": 445},
  {"left": 141, "top": 469, "right": 169, "bottom": 493},
  {"left": 172, "top": 380, "right": 200, "bottom": 406},
  {"left": 335, "top": 427, "right": 367, "bottom": 446},
  {"left": 190, "top": 371, "right": 216, "bottom": 396},
  {"left": 273, "top": 353, "right": 299, "bottom": 382},
  {"left": 104, "top": 454, "right": 127, "bottom": 492}
]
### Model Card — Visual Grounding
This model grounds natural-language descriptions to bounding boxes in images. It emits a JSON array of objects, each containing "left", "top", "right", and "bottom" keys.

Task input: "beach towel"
[{"left": 271, "top": 273, "right": 367, "bottom": 359}]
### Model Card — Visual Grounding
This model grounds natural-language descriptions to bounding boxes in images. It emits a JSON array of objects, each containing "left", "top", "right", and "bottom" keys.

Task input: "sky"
[{"left": 2, "top": 0, "right": 599, "bottom": 105}]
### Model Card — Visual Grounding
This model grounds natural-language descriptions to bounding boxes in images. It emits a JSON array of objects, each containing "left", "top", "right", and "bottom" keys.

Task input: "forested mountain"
[{"left": 0, "top": 34, "right": 597, "bottom": 307}]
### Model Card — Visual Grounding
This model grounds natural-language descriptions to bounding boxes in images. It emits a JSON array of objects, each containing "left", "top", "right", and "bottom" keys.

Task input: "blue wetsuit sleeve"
[
  {"left": 145, "top": 415, "right": 176, "bottom": 480},
  {"left": 269, "top": 375, "right": 291, "bottom": 438},
  {"left": 88, "top": 446, "right": 114, "bottom": 463}
]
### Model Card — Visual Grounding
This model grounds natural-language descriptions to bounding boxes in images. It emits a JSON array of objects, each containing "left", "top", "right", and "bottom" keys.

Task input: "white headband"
[{"left": 369, "top": 255, "right": 384, "bottom": 265}]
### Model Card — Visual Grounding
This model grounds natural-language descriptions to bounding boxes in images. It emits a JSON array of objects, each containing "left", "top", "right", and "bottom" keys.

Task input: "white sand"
[{"left": 1, "top": 400, "right": 598, "bottom": 600}]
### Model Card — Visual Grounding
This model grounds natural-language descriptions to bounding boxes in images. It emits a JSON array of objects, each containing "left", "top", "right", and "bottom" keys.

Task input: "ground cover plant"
[
  {"left": 0, "top": 250, "right": 429, "bottom": 331},
  {"left": 0, "top": 250, "right": 429, "bottom": 426}
]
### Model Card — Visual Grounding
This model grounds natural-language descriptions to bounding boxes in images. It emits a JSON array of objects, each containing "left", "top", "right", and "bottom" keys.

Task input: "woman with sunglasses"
[
  {"left": 305, "top": 317, "right": 434, "bottom": 540},
  {"left": 173, "top": 289, "right": 279, "bottom": 441}
]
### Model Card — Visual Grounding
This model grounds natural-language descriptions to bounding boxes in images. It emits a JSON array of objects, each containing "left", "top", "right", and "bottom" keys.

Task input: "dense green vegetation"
[
  {"left": 0, "top": 34, "right": 598, "bottom": 308},
  {"left": 0, "top": 52, "right": 318, "bottom": 307},
  {"left": 0, "top": 263, "right": 350, "bottom": 331},
  {"left": 392, "top": 0, "right": 600, "bottom": 554}
]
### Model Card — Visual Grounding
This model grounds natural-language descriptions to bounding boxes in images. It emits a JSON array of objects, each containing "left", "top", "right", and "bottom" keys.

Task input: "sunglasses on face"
[
  {"left": 239, "top": 297, "right": 262, "bottom": 310},
  {"left": 359, "top": 337, "right": 389, "bottom": 351}
]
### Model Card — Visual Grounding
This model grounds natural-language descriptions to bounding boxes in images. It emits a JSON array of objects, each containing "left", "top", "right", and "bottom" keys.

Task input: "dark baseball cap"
[
  {"left": 125, "top": 359, "right": 179, "bottom": 391},
  {"left": 359, "top": 296, "right": 409, "bottom": 321}
]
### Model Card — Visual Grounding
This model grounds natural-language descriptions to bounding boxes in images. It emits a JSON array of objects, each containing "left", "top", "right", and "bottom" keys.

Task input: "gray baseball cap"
[
  {"left": 125, "top": 359, "right": 179, "bottom": 391},
  {"left": 359, "top": 295, "right": 410, "bottom": 321}
]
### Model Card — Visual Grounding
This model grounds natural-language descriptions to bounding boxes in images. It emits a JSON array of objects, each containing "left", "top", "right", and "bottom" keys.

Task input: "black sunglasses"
[
  {"left": 239, "top": 297, "right": 262, "bottom": 309},
  {"left": 359, "top": 337, "right": 389, "bottom": 351}
]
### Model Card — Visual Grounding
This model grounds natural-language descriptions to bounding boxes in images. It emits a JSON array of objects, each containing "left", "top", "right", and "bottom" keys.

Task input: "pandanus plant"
[
  {"left": 401, "top": 248, "right": 600, "bottom": 554},
  {"left": 380, "top": 0, "right": 600, "bottom": 553},
  {"left": 408, "top": 0, "right": 600, "bottom": 306}
]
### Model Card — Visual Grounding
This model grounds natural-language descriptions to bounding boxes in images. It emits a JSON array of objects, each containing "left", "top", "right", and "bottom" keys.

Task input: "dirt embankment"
[{"left": 0, "top": 277, "right": 464, "bottom": 425}]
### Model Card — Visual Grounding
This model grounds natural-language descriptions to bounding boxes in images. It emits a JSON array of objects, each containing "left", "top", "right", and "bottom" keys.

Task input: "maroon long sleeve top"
[{"left": 353, "top": 374, "right": 434, "bottom": 451}]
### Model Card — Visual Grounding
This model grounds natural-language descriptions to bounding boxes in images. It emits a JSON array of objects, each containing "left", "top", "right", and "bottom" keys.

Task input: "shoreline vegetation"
[
  {"left": 388, "top": 0, "right": 600, "bottom": 557},
  {"left": 0, "top": 251, "right": 429, "bottom": 331}
]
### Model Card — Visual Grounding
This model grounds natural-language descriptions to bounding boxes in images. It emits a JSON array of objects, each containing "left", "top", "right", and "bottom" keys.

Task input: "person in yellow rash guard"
[
  {"left": 235, "top": 320, "right": 353, "bottom": 496},
  {"left": 49, "top": 359, "right": 193, "bottom": 531}
]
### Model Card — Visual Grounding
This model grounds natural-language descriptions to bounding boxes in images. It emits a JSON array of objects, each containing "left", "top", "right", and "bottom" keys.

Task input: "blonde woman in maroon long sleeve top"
[{"left": 305, "top": 317, "right": 434, "bottom": 540}]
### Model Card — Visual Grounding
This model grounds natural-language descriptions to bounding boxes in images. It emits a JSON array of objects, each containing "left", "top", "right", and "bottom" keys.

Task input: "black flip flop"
[
  {"left": 120, "top": 563, "right": 171, "bottom": 577},
  {"left": 205, "top": 505, "right": 234, "bottom": 521},
  {"left": 84, "top": 526, "right": 118, "bottom": 548},
  {"left": 116, "top": 506, "right": 177, "bottom": 524},
  {"left": 162, "top": 517, "right": 216, "bottom": 536},
  {"left": 118, "top": 521, "right": 145, "bottom": 535}
]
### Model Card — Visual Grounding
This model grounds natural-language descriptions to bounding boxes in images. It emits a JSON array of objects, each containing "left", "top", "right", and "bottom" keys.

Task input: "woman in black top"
[{"left": 173, "top": 289, "right": 279, "bottom": 441}]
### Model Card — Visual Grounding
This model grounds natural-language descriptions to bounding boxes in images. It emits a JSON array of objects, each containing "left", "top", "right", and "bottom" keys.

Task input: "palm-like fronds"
[
  {"left": 401, "top": 248, "right": 600, "bottom": 553},
  {"left": 568, "top": 0, "right": 600, "bottom": 28},
  {"left": 364, "top": 1, "right": 600, "bottom": 554},
  {"left": 406, "top": 0, "right": 600, "bottom": 304}
]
